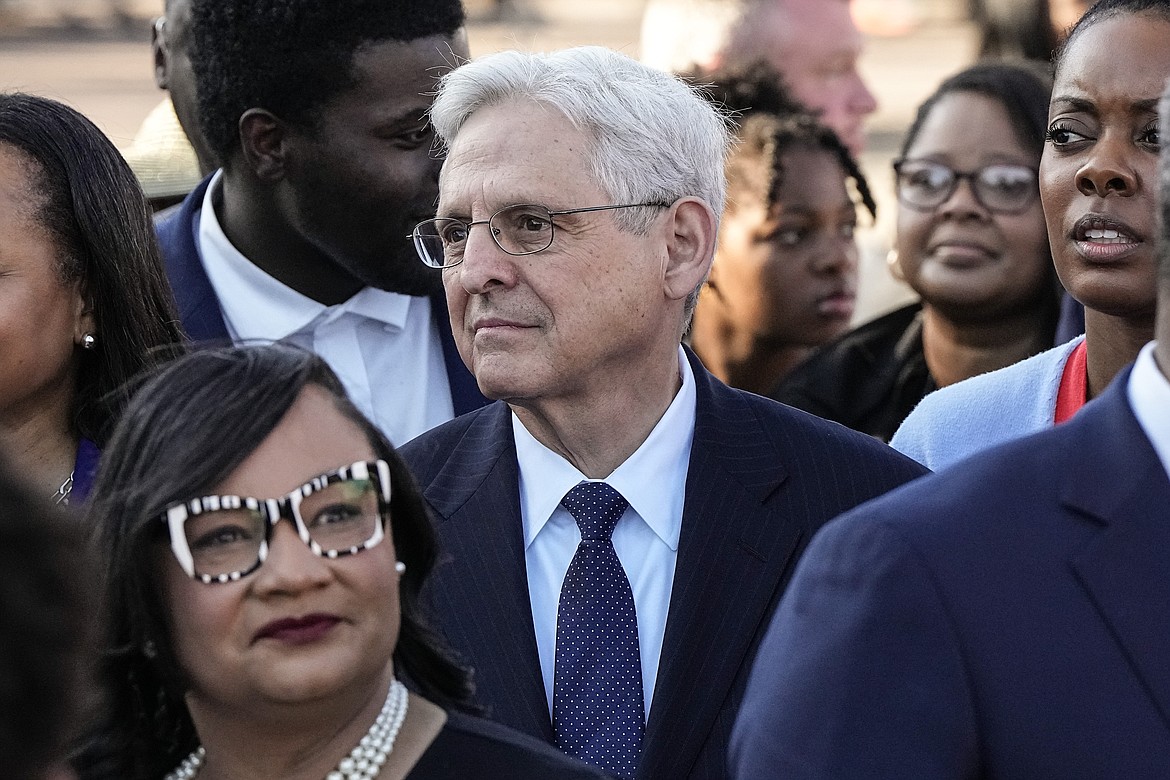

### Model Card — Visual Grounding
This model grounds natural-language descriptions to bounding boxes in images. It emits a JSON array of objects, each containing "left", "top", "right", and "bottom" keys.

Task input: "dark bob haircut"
[
  {"left": 190, "top": 0, "right": 466, "bottom": 163},
  {"left": 79, "top": 344, "right": 473, "bottom": 780},
  {"left": 697, "top": 61, "right": 877, "bottom": 223},
  {"left": 0, "top": 93, "right": 185, "bottom": 446}
]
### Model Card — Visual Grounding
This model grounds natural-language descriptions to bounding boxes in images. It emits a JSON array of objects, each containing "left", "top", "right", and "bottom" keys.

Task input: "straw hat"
[{"left": 123, "top": 98, "right": 204, "bottom": 202}]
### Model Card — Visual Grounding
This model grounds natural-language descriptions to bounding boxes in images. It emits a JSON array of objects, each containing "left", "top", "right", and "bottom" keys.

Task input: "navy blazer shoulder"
[
  {"left": 400, "top": 348, "right": 927, "bottom": 779},
  {"left": 156, "top": 175, "right": 228, "bottom": 342},
  {"left": 402, "top": 347, "right": 925, "bottom": 501},
  {"left": 154, "top": 175, "right": 487, "bottom": 415},
  {"left": 731, "top": 365, "right": 1170, "bottom": 778}
]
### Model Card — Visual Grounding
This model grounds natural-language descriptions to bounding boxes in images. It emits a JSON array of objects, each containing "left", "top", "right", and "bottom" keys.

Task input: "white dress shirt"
[
  {"left": 197, "top": 171, "right": 453, "bottom": 446},
  {"left": 1128, "top": 342, "right": 1170, "bottom": 482},
  {"left": 514, "top": 346, "right": 696, "bottom": 721}
]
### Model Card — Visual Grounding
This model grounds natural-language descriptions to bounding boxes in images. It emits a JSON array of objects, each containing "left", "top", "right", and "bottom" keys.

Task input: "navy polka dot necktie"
[{"left": 553, "top": 481, "right": 644, "bottom": 779}]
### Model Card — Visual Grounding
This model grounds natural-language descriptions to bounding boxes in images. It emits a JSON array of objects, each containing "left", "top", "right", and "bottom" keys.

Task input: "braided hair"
[{"left": 693, "top": 61, "right": 876, "bottom": 221}]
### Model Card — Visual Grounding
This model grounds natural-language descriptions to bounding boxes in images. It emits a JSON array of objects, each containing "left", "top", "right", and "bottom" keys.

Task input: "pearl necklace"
[{"left": 164, "top": 679, "right": 409, "bottom": 780}]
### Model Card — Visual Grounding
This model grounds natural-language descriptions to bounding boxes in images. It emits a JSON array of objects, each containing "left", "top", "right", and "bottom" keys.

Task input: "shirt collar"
[
  {"left": 514, "top": 346, "right": 696, "bottom": 549},
  {"left": 198, "top": 171, "right": 414, "bottom": 340},
  {"left": 1128, "top": 341, "right": 1170, "bottom": 481}
]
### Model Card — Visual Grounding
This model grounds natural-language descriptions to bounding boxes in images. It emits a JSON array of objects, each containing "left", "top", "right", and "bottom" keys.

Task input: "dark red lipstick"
[{"left": 254, "top": 614, "right": 341, "bottom": 645}]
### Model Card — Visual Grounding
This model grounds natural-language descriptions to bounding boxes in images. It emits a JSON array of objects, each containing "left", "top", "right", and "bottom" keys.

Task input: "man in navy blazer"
[
  {"left": 398, "top": 47, "right": 926, "bottom": 779},
  {"left": 729, "top": 86, "right": 1170, "bottom": 780},
  {"left": 155, "top": 0, "right": 486, "bottom": 443}
]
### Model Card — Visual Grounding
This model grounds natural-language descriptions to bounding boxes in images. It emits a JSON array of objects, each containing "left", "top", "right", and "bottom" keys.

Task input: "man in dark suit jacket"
[
  {"left": 399, "top": 46, "right": 926, "bottom": 779},
  {"left": 155, "top": 0, "right": 486, "bottom": 443},
  {"left": 730, "top": 86, "right": 1170, "bottom": 777},
  {"left": 156, "top": 177, "right": 483, "bottom": 419}
]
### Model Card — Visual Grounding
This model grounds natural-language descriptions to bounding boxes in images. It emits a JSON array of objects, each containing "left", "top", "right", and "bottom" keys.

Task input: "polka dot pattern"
[{"left": 553, "top": 481, "right": 644, "bottom": 779}]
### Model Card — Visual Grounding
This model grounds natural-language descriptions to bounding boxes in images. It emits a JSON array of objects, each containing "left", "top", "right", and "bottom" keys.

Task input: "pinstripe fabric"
[{"left": 400, "top": 347, "right": 928, "bottom": 779}]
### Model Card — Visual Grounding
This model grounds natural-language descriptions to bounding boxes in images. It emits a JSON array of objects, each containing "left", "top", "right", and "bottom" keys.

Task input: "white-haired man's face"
[
  {"left": 730, "top": 0, "right": 876, "bottom": 155},
  {"left": 437, "top": 100, "right": 682, "bottom": 407}
]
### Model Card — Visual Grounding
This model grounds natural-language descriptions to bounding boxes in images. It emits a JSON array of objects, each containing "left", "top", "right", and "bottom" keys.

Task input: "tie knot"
[{"left": 561, "top": 481, "right": 629, "bottom": 542}]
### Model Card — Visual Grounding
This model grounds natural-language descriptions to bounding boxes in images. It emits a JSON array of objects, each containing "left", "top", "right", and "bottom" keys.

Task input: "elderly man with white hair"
[
  {"left": 400, "top": 45, "right": 925, "bottom": 779},
  {"left": 640, "top": 0, "right": 877, "bottom": 155}
]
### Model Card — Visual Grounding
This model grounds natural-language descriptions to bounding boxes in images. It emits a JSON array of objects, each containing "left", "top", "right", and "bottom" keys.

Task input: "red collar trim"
[{"left": 1054, "top": 340, "right": 1089, "bottom": 424}]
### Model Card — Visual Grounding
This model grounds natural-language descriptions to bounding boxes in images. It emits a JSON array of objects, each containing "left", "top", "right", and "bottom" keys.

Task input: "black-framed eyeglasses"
[
  {"left": 409, "top": 201, "right": 673, "bottom": 269},
  {"left": 160, "top": 460, "right": 392, "bottom": 584},
  {"left": 893, "top": 159, "right": 1038, "bottom": 215}
]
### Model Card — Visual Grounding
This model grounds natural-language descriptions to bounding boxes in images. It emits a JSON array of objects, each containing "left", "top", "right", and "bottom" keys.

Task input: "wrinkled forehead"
[{"left": 438, "top": 99, "right": 605, "bottom": 216}]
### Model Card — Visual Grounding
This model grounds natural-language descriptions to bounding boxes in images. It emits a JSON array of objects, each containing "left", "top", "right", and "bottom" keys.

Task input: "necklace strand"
[
  {"left": 164, "top": 679, "right": 409, "bottom": 780},
  {"left": 52, "top": 470, "right": 74, "bottom": 506}
]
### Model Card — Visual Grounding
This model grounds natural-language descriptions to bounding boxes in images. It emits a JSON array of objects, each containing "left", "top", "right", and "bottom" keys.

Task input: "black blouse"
[
  {"left": 769, "top": 303, "right": 936, "bottom": 443},
  {"left": 409, "top": 710, "right": 612, "bottom": 780}
]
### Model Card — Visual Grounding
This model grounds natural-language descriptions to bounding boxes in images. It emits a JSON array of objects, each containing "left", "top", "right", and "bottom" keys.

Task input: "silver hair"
[
  {"left": 639, "top": 0, "right": 754, "bottom": 74},
  {"left": 430, "top": 46, "right": 733, "bottom": 324},
  {"left": 430, "top": 45, "right": 732, "bottom": 224},
  {"left": 639, "top": 0, "right": 853, "bottom": 76}
]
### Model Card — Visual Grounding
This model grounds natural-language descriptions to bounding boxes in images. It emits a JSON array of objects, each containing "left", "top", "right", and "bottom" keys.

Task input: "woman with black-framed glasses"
[
  {"left": 892, "top": 0, "right": 1169, "bottom": 469},
  {"left": 75, "top": 344, "right": 611, "bottom": 780},
  {"left": 771, "top": 61, "right": 1061, "bottom": 442}
]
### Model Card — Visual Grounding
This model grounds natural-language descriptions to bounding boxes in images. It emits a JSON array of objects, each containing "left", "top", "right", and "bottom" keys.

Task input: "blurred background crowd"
[
  {"left": 3, "top": 0, "right": 1167, "bottom": 778},
  {"left": 0, "top": 0, "right": 1087, "bottom": 328}
]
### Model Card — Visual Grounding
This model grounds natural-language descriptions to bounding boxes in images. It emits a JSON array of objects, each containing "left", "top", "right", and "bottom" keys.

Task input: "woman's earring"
[
  {"left": 81, "top": 333, "right": 96, "bottom": 350},
  {"left": 395, "top": 561, "right": 407, "bottom": 575},
  {"left": 886, "top": 249, "right": 906, "bottom": 281},
  {"left": 143, "top": 640, "right": 158, "bottom": 659}
]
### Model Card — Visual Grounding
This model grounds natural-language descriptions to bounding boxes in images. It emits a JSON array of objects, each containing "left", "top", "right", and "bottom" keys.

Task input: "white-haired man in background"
[{"left": 640, "top": 0, "right": 876, "bottom": 155}]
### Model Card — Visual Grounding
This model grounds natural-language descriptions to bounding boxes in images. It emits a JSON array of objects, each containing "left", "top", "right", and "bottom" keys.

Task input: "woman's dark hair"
[
  {"left": 970, "top": 0, "right": 1059, "bottom": 62},
  {"left": 697, "top": 61, "right": 877, "bottom": 221},
  {"left": 79, "top": 344, "right": 474, "bottom": 780},
  {"left": 1055, "top": 0, "right": 1170, "bottom": 75},
  {"left": 0, "top": 458, "right": 94, "bottom": 779},
  {"left": 900, "top": 61, "right": 1053, "bottom": 161},
  {"left": 0, "top": 93, "right": 185, "bottom": 446}
]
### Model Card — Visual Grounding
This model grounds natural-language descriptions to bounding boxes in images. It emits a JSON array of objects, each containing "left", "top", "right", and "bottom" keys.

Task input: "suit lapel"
[
  {"left": 422, "top": 404, "right": 553, "bottom": 741},
  {"left": 640, "top": 351, "right": 798, "bottom": 778},
  {"left": 1067, "top": 373, "right": 1170, "bottom": 733},
  {"left": 156, "top": 175, "right": 231, "bottom": 342},
  {"left": 159, "top": 178, "right": 487, "bottom": 416}
]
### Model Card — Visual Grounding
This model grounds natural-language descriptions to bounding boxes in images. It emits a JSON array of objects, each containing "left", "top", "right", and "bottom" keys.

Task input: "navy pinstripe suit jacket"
[{"left": 400, "top": 348, "right": 927, "bottom": 778}]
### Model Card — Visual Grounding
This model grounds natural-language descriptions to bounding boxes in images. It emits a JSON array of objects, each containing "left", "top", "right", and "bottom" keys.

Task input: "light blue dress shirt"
[
  {"left": 513, "top": 346, "right": 696, "bottom": 721},
  {"left": 1128, "top": 341, "right": 1170, "bottom": 481},
  {"left": 197, "top": 171, "right": 453, "bottom": 446}
]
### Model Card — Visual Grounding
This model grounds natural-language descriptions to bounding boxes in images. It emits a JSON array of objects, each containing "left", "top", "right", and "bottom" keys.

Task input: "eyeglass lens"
[
  {"left": 182, "top": 476, "right": 382, "bottom": 580},
  {"left": 413, "top": 204, "right": 557, "bottom": 268},
  {"left": 896, "top": 161, "right": 1036, "bottom": 213}
]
